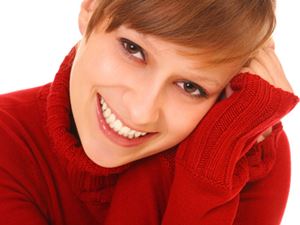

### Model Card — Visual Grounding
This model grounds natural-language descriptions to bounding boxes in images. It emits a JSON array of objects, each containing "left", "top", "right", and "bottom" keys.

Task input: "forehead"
[
  {"left": 90, "top": 24, "right": 244, "bottom": 87},
  {"left": 115, "top": 25, "right": 243, "bottom": 74},
  {"left": 115, "top": 26, "right": 204, "bottom": 65},
  {"left": 131, "top": 32, "right": 241, "bottom": 88},
  {"left": 116, "top": 25, "right": 245, "bottom": 67}
]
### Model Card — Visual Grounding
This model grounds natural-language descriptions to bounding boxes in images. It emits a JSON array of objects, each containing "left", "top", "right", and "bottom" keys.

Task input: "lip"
[{"left": 96, "top": 93, "right": 157, "bottom": 147}]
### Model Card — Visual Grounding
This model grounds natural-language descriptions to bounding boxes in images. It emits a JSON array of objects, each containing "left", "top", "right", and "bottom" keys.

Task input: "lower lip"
[{"left": 96, "top": 94, "right": 156, "bottom": 147}]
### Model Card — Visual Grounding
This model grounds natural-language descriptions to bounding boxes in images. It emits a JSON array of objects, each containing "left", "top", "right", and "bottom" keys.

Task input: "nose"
[{"left": 123, "top": 82, "right": 163, "bottom": 126}]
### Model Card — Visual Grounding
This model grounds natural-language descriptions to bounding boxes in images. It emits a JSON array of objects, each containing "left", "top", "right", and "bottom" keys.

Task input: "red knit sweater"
[{"left": 0, "top": 47, "right": 298, "bottom": 225}]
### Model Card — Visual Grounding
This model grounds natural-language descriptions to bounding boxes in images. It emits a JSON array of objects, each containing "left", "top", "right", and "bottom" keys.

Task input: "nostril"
[
  {"left": 98, "top": 93, "right": 150, "bottom": 138},
  {"left": 122, "top": 89, "right": 161, "bottom": 125}
]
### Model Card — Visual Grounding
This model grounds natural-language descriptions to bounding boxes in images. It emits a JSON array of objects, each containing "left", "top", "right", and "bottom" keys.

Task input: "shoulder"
[
  {"left": 0, "top": 83, "right": 51, "bottom": 134},
  {"left": 0, "top": 83, "right": 50, "bottom": 112},
  {"left": 0, "top": 84, "right": 52, "bottom": 186}
]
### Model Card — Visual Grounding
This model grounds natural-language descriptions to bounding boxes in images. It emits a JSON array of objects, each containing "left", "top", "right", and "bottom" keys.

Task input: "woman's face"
[{"left": 70, "top": 23, "right": 243, "bottom": 168}]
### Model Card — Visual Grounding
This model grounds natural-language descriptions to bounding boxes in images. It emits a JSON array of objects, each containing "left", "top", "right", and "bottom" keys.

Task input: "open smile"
[{"left": 96, "top": 93, "right": 156, "bottom": 147}]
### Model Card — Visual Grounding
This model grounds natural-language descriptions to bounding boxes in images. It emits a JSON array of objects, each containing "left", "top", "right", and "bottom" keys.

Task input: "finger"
[
  {"left": 240, "top": 56, "right": 272, "bottom": 83},
  {"left": 254, "top": 49, "right": 278, "bottom": 83},
  {"left": 256, "top": 135, "right": 265, "bottom": 143},
  {"left": 257, "top": 127, "right": 273, "bottom": 143},
  {"left": 260, "top": 48, "right": 294, "bottom": 92},
  {"left": 261, "top": 47, "right": 282, "bottom": 72},
  {"left": 247, "top": 57, "right": 274, "bottom": 85},
  {"left": 261, "top": 48, "right": 284, "bottom": 83},
  {"left": 225, "top": 84, "right": 234, "bottom": 98},
  {"left": 263, "top": 38, "right": 275, "bottom": 49},
  {"left": 239, "top": 67, "right": 255, "bottom": 75}
]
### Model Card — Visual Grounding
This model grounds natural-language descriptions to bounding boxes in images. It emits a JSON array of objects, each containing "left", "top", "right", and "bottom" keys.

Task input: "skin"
[
  {"left": 69, "top": 0, "right": 293, "bottom": 168},
  {"left": 240, "top": 39, "right": 294, "bottom": 142}
]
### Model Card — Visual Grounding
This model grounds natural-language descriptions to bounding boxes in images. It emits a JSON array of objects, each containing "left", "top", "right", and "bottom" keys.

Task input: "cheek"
[
  {"left": 83, "top": 51, "right": 133, "bottom": 88},
  {"left": 165, "top": 99, "right": 216, "bottom": 143},
  {"left": 72, "top": 41, "right": 122, "bottom": 87}
]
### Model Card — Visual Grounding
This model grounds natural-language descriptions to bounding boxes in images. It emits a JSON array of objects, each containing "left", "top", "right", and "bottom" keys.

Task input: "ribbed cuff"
[{"left": 176, "top": 73, "right": 299, "bottom": 189}]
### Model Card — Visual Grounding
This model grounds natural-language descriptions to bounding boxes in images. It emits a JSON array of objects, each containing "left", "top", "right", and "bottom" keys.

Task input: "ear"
[{"left": 78, "top": 0, "right": 97, "bottom": 35}]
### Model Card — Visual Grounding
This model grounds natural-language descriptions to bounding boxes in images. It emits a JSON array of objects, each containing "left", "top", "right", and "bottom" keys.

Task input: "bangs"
[{"left": 86, "top": 0, "right": 276, "bottom": 64}]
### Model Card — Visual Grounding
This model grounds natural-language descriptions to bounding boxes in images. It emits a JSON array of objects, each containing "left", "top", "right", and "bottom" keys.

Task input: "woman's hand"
[
  {"left": 241, "top": 39, "right": 293, "bottom": 93},
  {"left": 175, "top": 45, "right": 299, "bottom": 189},
  {"left": 227, "top": 39, "right": 294, "bottom": 143},
  {"left": 162, "top": 39, "right": 299, "bottom": 224}
]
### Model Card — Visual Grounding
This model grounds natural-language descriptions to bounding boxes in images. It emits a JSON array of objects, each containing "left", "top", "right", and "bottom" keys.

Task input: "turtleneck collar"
[{"left": 45, "top": 46, "right": 131, "bottom": 202}]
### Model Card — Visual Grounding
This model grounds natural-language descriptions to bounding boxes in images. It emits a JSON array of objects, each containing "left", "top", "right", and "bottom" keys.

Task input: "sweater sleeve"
[
  {"left": 233, "top": 123, "right": 291, "bottom": 225},
  {"left": 161, "top": 124, "right": 290, "bottom": 225},
  {"left": 161, "top": 73, "right": 298, "bottom": 225},
  {"left": 0, "top": 172, "right": 49, "bottom": 225},
  {"left": 0, "top": 112, "right": 49, "bottom": 225}
]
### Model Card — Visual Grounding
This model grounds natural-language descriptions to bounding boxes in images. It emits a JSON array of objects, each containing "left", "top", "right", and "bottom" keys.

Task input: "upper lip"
[{"left": 98, "top": 93, "right": 154, "bottom": 134}]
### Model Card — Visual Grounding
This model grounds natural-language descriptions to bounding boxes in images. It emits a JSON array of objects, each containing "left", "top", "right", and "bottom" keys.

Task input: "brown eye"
[
  {"left": 120, "top": 38, "right": 145, "bottom": 61},
  {"left": 176, "top": 81, "right": 208, "bottom": 98},
  {"left": 184, "top": 82, "right": 198, "bottom": 93}
]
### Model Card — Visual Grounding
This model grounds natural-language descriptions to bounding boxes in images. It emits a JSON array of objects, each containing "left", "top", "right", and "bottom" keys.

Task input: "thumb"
[{"left": 225, "top": 82, "right": 234, "bottom": 98}]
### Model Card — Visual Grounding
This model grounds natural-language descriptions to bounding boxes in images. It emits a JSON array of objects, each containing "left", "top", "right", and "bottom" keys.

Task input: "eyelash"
[
  {"left": 176, "top": 81, "right": 208, "bottom": 98},
  {"left": 119, "top": 37, "right": 209, "bottom": 99},
  {"left": 119, "top": 38, "right": 146, "bottom": 63}
]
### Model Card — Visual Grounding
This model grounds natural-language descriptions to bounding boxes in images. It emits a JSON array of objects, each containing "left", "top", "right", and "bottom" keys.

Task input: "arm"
[
  {"left": 0, "top": 171, "right": 49, "bottom": 225},
  {"left": 161, "top": 74, "right": 298, "bottom": 225},
  {"left": 101, "top": 42, "right": 296, "bottom": 225},
  {"left": 0, "top": 116, "right": 49, "bottom": 225},
  {"left": 234, "top": 123, "right": 291, "bottom": 225},
  {"left": 161, "top": 42, "right": 298, "bottom": 225}
]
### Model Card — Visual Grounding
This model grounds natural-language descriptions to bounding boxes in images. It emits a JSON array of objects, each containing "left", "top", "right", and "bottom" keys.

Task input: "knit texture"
[
  {"left": 0, "top": 47, "right": 298, "bottom": 225},
  {"left": 176, "top": 73, "right": 299, "bottom": 191}
]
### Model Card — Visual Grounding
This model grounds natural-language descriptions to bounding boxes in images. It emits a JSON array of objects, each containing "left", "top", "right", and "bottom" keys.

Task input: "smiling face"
[{"left": 70, "top": 3, "right": 244, "bottom": 168}]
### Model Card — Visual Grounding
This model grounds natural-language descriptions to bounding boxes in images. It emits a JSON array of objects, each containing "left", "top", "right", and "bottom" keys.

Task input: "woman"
[{"left": 0, "top": 0, "right": 298, "bottom": 224}]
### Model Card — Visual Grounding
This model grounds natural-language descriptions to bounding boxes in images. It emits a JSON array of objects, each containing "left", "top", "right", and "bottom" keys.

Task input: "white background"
[{"left": 0, "top": 1, "right": 299, "bottom": 224}]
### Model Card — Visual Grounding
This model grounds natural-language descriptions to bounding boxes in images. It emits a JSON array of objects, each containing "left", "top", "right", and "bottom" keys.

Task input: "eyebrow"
[
  {"left": 143, "top": 40, "right": 222, "bottom": 88},
  {"left": 120, "top": 27, "right": 222, "bottom": 88},
  {"left": 136, "top": 32, "right": 164, "bottom": 55},
  {"left": 187, "top": 72, "right": 221, "bottom": 88}
]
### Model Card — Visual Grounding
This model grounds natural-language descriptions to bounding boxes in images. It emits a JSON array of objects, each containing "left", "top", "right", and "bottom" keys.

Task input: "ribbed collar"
[{"left": 45, "top": 46, "right": 130, "bottom": 202}]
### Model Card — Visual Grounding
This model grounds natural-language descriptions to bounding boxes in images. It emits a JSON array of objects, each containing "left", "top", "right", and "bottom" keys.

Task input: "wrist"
[{"left": 176, "top": 73, "right": 298, "bottom": 188}]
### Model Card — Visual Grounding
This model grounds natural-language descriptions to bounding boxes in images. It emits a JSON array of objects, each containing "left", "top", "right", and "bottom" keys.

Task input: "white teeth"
[
  {"left": 112, "top": 120, "right": 122, "bottom": 131},
  {"left": 118, "top": 126, "right": 130, "bottom": 136},
  {"left": 102, "top": 102, "right": 107, "bottom": 111},
  {"left": 128, "top": 130, "right": 135, "bottom": 139},
  {"left": 107, "top": 114, "right": 116, "bottom": 124},
  {"left": 100, "top": 96, "right": 148, "bottom": 139},
  {"left": 134, "top": 131, "right": 142, "bottom": 138},
  {"left": 103, "top": 108, "right": 111, "bottom": 118}
]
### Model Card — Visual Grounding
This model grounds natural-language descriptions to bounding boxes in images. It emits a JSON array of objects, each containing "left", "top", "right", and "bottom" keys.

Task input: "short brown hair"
[{"left": 85, "top": 0, "right": 276, "bottom": 64}]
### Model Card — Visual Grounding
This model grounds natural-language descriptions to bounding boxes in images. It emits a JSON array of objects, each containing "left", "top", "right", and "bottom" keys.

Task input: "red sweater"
[{"left": 0, "top": 47, "right": 298, "bottom": 225}]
